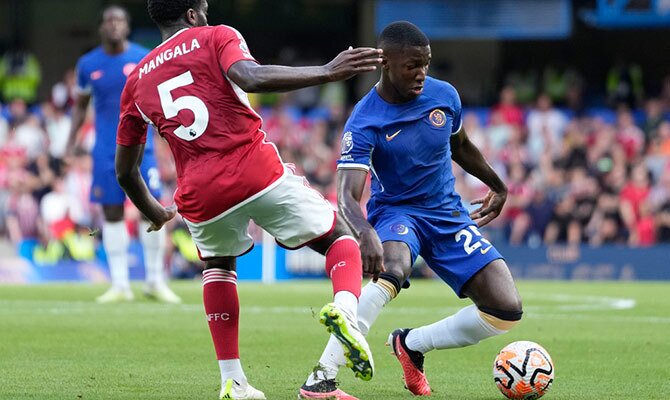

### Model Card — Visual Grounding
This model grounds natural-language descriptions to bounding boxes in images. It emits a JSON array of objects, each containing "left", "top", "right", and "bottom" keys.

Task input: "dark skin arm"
[
  {"left": 227, "top": 47, "right": 383, "bottom": 93},
  {"left": 337, "top": 168, "right": 384, "bottom": 281},
  {"left": 450, "top": 128, "right": 508, "bottom": 227},
  {"left": 65, "top": 93, "right": 91, "bottom": 157},
  {"left": 115, "top": 143, "right": 176, "bottom": 232}
]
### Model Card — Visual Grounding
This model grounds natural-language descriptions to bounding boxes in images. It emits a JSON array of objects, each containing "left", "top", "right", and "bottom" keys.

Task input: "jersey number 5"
[
  {"left": 455, "top": 226, "right": 492, "bottom": 255},
  {"left": 157, "top": 71, "right": 209, "bottom": 141}
]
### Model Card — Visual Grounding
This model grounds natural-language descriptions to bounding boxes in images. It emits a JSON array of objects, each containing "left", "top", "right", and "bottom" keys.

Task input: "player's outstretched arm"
[
  {"left": 115, "top": 143, "right": 175, "bottom": 232},
  {"left": 337, "top": 169, "right": 384, "bottom": 281},
  {"left": 227, "top": 47, "right": 383, "bottom": 93},
  {"left": 451, "top": 128, "right": 508, "bottom": 227}
]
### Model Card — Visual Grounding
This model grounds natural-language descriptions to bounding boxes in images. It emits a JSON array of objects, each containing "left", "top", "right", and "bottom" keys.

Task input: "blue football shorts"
[
  {"left": 90, "top": 151, "right": 162, "bottom": 205},
  {"left": 370, "top": 207, "right": 504, "bottom": 297}
]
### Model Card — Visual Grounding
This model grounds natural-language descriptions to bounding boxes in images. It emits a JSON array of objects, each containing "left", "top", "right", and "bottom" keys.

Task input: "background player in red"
[{"left": 115, "top": 1, "right": 383, "bottom": 398}]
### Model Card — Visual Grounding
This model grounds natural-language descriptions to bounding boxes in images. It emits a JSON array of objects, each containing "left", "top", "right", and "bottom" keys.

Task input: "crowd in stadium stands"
[{"left": 1, "top": 57, "right": 670, "bottom": 272}]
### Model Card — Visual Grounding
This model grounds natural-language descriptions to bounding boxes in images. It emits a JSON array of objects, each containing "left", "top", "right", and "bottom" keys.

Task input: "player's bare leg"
[
  {"left": 202, "top": 257, "right": 265, "bottom": 400},
  {"left": 139, "top": 214, "right": 181, "bottom": 304},
  {"left": 97, "top": 205, "right": 133, "bottom": 303},
  {"left": 300, "top": 241, "right": 411, "bottom": 399},
  {"left": 397, "top": 259, "right": 523, "bottom": 395}
]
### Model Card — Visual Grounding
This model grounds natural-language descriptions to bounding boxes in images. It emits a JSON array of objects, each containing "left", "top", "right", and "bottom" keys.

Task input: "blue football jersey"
[
  {"left": 76, "top": 43, "right": 154, "bottom": 160},
  {"left": 337, "top": 76, "right": 465, "bottom": 218}
]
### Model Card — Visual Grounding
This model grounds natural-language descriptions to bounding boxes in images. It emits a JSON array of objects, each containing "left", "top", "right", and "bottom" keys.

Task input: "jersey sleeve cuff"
[
  {"left": 116, "top": 138, "right": 147, "bottom": 146},
  {"left": 337, "top": 163, "right": 370, "bottom": 171}
]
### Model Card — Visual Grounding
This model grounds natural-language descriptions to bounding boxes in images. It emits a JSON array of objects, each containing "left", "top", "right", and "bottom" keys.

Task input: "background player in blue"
[
  {"left": 66, "top": 5, "right": 181, "bottom": 304},
  {"left": 300, "top": 22, "right": 523, "bottom": 399}
]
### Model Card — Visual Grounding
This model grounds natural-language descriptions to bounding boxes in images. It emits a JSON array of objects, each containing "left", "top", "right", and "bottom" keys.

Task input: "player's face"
[
  {"left": 100, "top": 8, "right": 130, "bottom": 44},
  {"left": 385, "top": 45, "right": 431, "bottom": 101}
]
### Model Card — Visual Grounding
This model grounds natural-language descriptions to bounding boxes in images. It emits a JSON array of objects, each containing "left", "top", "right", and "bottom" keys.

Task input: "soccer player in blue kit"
[
  {"left": 299, "top": 22, "right": 523, "bottom": 399},
  {"left": 67, "top": 5, "right": 181, "bottom": 304}
]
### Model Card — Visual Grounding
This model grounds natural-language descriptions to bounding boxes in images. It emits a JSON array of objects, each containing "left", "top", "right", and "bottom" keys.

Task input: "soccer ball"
[{"left": 493, "top": 341, "right": 554, "bottom": 399}]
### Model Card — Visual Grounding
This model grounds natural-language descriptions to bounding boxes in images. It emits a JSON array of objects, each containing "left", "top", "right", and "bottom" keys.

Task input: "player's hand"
[
  {"left": 147, "top": 205, "right": 177, "bottom": 232},
  {"left": 470, "top": 190, "right": 507, "bottom": 227},
  {"left": 359, "top": 228, "right": 385, "bottom": 282},
  {"left": 325, "top": 47, "right": 383, "bottom": 82}
]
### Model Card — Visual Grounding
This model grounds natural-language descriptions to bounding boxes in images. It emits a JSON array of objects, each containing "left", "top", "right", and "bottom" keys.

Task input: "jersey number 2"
[
  {"left": 157, "top": 71, "right": 209, "bottom": 141},
  {"left": 455, "top": 226, "right": 492, "bottom": 255}
]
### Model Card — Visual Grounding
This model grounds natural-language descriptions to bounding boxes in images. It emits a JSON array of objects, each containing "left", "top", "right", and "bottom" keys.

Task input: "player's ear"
[
  {"left": 186, "top": 8, "right": 197, "bottom": 26},
  {"left": 381, "top": 54, "right": 389, "bottom": 70}
]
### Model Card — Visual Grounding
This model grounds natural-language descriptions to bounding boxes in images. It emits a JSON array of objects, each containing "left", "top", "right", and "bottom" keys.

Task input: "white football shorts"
[{"left": 183, "top": 169, "right": 336, "bottom": 259}]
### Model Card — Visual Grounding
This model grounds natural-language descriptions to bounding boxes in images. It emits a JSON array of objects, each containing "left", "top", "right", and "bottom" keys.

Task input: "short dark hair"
[
  {"left": 378, "top": 21, "right": 429, "bottom": 49},
  {"left": 101, "top": 4, "right": 130, "bottom": 24},
  {"left": 147, "top": 0, "right": 203, "bottom": 26}
]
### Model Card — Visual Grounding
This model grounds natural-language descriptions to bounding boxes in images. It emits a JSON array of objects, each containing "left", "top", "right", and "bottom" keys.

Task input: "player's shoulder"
[
  {"left": 77, "top": 46, "right": 104, "bottom": 68},
  {"left": 422, "top": 76, "right": 461, "bottom": 111},
  {"left": 211, "top": 24, "right": 244, "bottom": 38},
  {"left": 348, "top": 88, "right": 380, "bottom": 126},
  {"left": 424, "top": 76, "right": 459, "bottom": 99},
  {"left": 128, "top": 42, "right": 150, "bottom": 57}
]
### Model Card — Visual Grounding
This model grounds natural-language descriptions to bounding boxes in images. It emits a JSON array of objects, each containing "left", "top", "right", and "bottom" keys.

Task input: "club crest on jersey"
[
  {"left": 390, "top": 223, "right": 409, "bottom": 235},
  {"left": 342, "top": 131, "right": 354, "bottom": 154},
  {"left": 122, "top": 63, "right": 137, "bottom": 77},
  {"left": 429, "top": 109, "right": 446, "bottom": 128}
]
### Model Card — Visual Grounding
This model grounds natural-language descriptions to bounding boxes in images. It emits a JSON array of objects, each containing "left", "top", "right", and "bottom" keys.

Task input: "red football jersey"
[{"left": 117, "top": 25, "right": 285, "bottom": 223}]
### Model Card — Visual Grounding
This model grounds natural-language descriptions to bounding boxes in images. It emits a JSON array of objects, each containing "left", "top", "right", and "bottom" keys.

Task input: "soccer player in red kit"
[{"left": 114, "top": 1, "right": 383, "bottom": 398}]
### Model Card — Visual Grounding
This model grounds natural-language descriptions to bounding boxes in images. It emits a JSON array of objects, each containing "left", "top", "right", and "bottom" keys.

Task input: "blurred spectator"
[
  {"left": 504, "top": 69, "right": 538, "bottom": 105},
  {"left": 509, "top": 187, "right": 554, "bottom": 246},
  {"left": 26, "top": 153, "right": 60, "bottom": 201},
  {"left": 649, "top": 121, "right": 670, "bottom": 156},
  {"left": 4, "top": 170, "right": 40, "bottom": 245},
  {"left": 619, "top": 163, "right": 652, "bottom": 245},
  {"left": 42, "top": 85, "right": 73, "bottom": 160},
  {"left": 586, "top": 189, "right": 626, "bottom": 246},
  {"left": 607, "top": 60, "right": 644, "bottom": 108},
  {"left": 543, "top": 65, "right": 584, "bottom": 110},
  {"left": 39, "top": 176, "right": 80, "bottom": 240},
  {"left": 526, "top": 93, "right": 568, "bottom": 164},
  {"left": 641, "top": 98, "right": 665, "bottom": 149},
  {"left": 615, "top": 107, "right": 645, "bottom": 162},
  {"left": 50, "top": 69, "right": 77, "bottom": 110},
  {"left": 4, "top": 99, "right": 47, "bottom": 161},
  {"left": 0, "top": 45, "right": 42, "bottom": 104},
  {"left": 62, "top": 148, "right": 93, "bottom": 227},
  {"left": 486, "top": 109, "right": 514, "bottom": 154},
  {"left": 490, "top": 85, "right": 524, "bottom": 127}
]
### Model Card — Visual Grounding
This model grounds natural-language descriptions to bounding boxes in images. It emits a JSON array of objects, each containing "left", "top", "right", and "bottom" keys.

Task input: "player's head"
[
  {"left": 100, "top": 5, "right": 131, "bottom": 45},
  {"left": 378, "top": 21, "right": 431, "bottom": 101},
  {"left": 147, "top": 0, "right": 208, "bottom": 30}
]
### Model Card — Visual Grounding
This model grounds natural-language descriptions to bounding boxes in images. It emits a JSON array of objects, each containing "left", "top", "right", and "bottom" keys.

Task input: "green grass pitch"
[{"left": 1, "top": 280, "right": 669, "bottom": 399}]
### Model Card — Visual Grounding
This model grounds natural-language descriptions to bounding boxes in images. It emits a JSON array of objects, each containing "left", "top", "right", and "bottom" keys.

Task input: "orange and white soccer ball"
[{"left": 493, "top": 341, "right": 554, "bottom": 399}]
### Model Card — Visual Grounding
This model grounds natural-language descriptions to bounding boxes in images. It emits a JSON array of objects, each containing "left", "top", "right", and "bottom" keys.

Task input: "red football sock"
[
  {"left": 325, "top": 235, "right": 362, "bottom": 298},
  {"left": 203, "top": 268, "right": 239, "bottom": 360}
]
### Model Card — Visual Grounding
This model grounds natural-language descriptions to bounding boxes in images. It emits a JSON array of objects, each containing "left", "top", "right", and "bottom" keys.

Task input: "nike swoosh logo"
[
  {"left": 386, "top": 129, "right": 401, "bottom": 141},
  {"left": 480, "top": 246, "right": 493, "bottom": 255}
]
